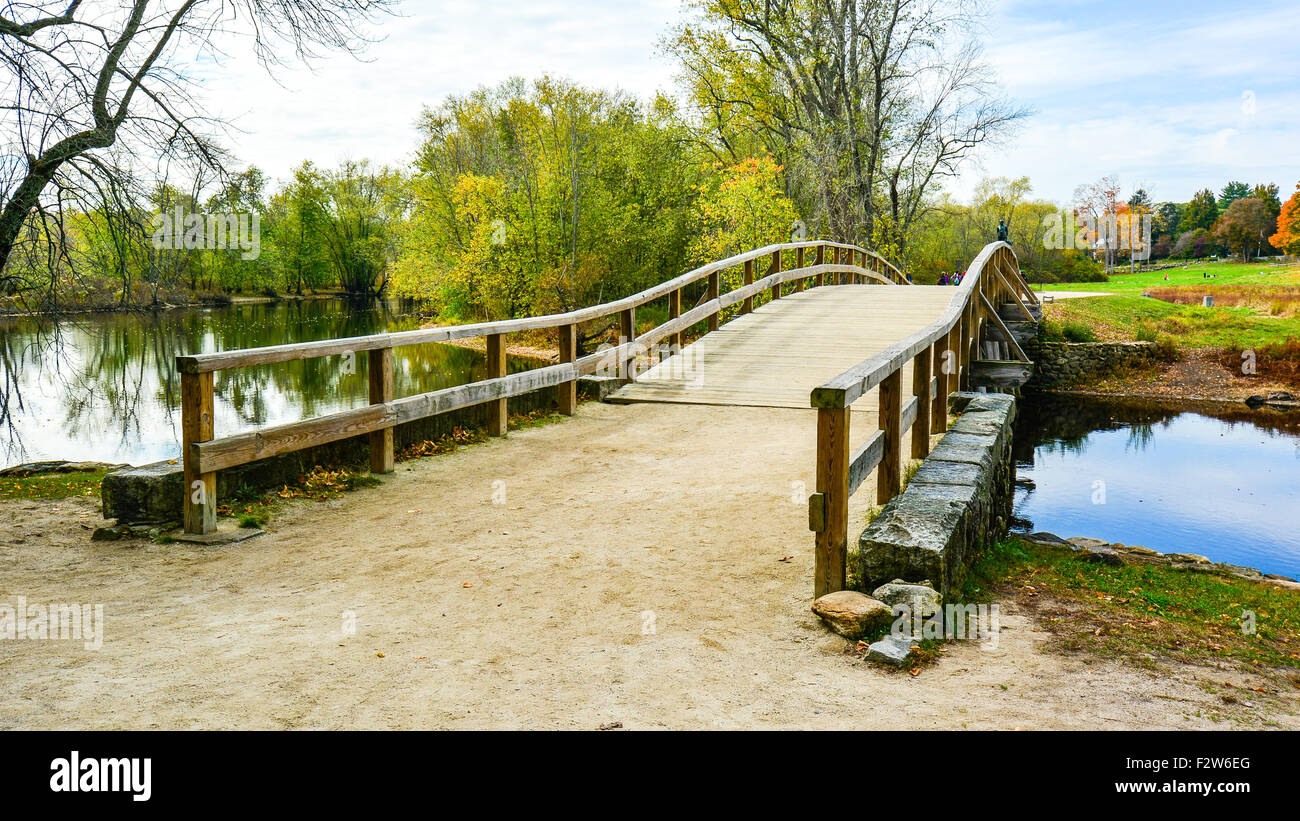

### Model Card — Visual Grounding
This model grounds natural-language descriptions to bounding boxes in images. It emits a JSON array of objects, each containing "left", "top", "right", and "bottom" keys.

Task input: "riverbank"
[
  {"left": 0, "top": 289, "right": 358, "bottom": 319},
  {"left": 1040, "top": 346, "right": 1299, "bottom": 406},
  {"left": 4, "top": 400, "right": 1297, "bottom": 729}
]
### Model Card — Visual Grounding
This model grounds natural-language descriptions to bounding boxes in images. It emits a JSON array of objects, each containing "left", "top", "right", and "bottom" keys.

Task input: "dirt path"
[{"left": 2, "top": 401, "right": 1296, "bottom": 729}]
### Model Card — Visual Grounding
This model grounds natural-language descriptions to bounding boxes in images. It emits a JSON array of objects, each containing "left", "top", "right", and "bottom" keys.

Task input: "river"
[
  {"left": 0, "top": 298, "right": 537, "bottom": 468},
  {"left": 1013, "top": 394, "right": 1300, "bottom": 579}
]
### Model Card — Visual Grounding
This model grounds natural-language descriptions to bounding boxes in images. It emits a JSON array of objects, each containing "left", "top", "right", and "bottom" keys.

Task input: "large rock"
[
  {"left": 871, "top": 581, "right": 942, "bottom": 616},
  {"left": 866, "top": 635, "right": 915, "bottom": 667},
  {"left": 811, "top": 591, "right": 894, "bottom": 639},
  {"left": 100, "top": 460, "right": 185, "bottom": 524},
  {"left": 0, "top": 460, "right": 125, "bottom": 477}
]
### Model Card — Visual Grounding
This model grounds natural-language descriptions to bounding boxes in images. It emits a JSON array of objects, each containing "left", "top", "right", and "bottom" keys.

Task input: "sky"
[{"left": 193, "top": 0, "right": 1300, "bottom": 206}]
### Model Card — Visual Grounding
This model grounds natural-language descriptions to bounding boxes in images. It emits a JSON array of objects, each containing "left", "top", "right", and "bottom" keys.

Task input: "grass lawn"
[
  {"left": 1039, "top": 259, "right": 1300, "bottom": 294},
  {"left": 0, "top": 470, "right": 107, "bottom": 501},
  {"left": 968, "top": 540, "right": 1300, "bottom": 674},
  {"left": 1045, "top": 295, "right": 1300, "bottom": 349}
]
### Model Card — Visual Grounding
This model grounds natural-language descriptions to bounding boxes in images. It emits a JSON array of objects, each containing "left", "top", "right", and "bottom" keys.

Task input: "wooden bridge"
[{"left": 174, "top": 240, "right": 1040, "bottom": 597}]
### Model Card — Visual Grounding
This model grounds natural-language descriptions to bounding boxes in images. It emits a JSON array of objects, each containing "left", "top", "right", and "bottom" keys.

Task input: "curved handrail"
[
  {"left": 177, "top": 240, "right": 906, "bottom": 374},
  {"left": 176, "top": 238, "right": 908, "bottom": 535},
  {"left": 811, "top": 241, "right": 1014, "bottom": 408},
  {"left": 807, "top": 240, "right": 1038, "bottom": 597}
]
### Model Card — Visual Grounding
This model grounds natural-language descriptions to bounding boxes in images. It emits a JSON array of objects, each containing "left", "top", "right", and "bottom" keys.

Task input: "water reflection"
[
  {"left": 1013, "top": 394, "right": 1300, "bottom": 579},
  {"left": 0, "top": 299, "right": 539, "bottom": 466}
]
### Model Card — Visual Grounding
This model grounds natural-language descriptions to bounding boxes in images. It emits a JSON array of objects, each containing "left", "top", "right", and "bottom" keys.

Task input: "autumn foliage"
[{"left": 1270, "top": 183, "right": 1300, "bottom": 256}]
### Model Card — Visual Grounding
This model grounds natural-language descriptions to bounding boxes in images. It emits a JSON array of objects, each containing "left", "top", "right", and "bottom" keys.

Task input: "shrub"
[
  {"left": 1061, "top": 321, "right": 1096, "bottom": 343},
  {"left": 1151, "top": 334, "right": 1180, "bottom": 362},
  {"left": 1134, "top": 323, "right": 1157, "bottom": 343}
]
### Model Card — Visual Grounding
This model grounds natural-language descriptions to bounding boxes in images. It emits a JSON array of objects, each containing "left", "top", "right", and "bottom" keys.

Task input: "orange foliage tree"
[{"left": 1270, "top": 183, "right": 1300, "bottom": 255}]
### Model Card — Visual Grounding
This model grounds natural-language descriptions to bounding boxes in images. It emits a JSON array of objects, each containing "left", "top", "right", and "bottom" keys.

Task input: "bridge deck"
[{"left": 610, "top": 285, "right": 956, "bottom": 413}]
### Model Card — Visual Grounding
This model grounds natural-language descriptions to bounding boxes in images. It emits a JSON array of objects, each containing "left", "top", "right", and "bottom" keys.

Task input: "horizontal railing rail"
[
  {"left": 177, "top": 240, "right": 908, "bottom": 535},
  {"left": 807, "top": 241, "right": 1037, "bottom": 596}
]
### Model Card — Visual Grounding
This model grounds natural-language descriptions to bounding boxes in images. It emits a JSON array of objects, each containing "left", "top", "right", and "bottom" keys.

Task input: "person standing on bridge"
[
  {"left": 938, "top": 272, "right": 949, "bottom": 285},
  {"left": 997, "top": 218, "right": 1009, "bottom": 244}
]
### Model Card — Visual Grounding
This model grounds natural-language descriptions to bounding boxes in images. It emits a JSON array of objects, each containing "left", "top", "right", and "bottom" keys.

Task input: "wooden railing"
[
  {"left": 806, "top": 241, "right": 1038, "bottom": 597},
  {"left": 176, "top": 240, "right": 908, "bottom": 535}
]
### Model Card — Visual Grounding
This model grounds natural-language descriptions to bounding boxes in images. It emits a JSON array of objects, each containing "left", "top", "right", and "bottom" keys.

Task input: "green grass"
[
  {"left": 965, "top": 540, "right": 1300, "bottom": 673},
  {"left": 1048, "top": 294, "right": 1300, "bottom": 349},
  {"left": 1041, "top": 259, "right": 1300, "bottom": 294},
  {"left": 0, "top": 470, "right": 107, "bottom": 501}
]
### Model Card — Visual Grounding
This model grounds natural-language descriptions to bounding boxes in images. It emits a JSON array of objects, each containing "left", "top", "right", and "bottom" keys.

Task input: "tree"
[
  {"left": 1218, "top": 180, "right": 1250, "bottom": 212},
  {"left": 1127, "top": 189, "right": 1152, "bottom": 210},
  {"left": 1268, "top": 183, "right": 1300, "bottom": 256},
  {"left": 1073, "top": 176, "right": 1123, "bottom": 274},
  {"left": 1213, "top": 198, "right": 1275, "bottom": 261},
  {"left": 0, "top": 0, "right": 396, "bottom": 286},
  {"left": 1179, "top": 188, "right": 1218, "bottom": 233},
  {"left": 1152, "top": 202, "right": 1182, "bottom": 256},
  {"left": 665, "top": 0, "right": 1026, "bottom": 253},
  {"left": 690, "top": 157, "right": 798, "bottom": 270},
  {"left": 391, "top": 77, "right": 705, "bottom": 324},
  {"left": 1251, "top": 183, "right": 1281, "bottom": 218},
  {"left": 266, "top": 163, "right": 333, "bottom": 295}
]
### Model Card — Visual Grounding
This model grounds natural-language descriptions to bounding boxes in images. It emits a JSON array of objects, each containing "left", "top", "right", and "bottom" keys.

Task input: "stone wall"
[
  {"left": 102, "top": 381, "right": 574, "bottom": 524},
  {"left": 852, "top": 392, "right": 1016, "bottom": 599},
  {"left": 1025, "top": 340, "right": 1157, "bottom": 388}
]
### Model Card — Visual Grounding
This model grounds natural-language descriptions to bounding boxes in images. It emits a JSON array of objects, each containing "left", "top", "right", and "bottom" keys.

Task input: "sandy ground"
[{"left": 2, "top": 401, "right": 1296, "bottom": 730}]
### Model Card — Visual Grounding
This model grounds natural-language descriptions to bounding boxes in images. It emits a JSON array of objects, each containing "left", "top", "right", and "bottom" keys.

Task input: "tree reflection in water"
[{"left": 0, "top": 299, "right": 525, "bottom": 467}]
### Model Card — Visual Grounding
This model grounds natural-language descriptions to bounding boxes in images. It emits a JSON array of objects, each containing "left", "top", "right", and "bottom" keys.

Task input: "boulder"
[
  {"left": 1022, "top": 531, "right": 1071, "bottom": 547},
  {"left": 871, "top": 581, "right": 943, "bottom": 616},
  {"left": 866, "top": 635, "right": 915, "bottom": 667},
  {"left": 100, "top": 460, "right": 185, "bottom": 524},
  {"left": 811, "top": 591, "right": 894, "bottom": 639}
]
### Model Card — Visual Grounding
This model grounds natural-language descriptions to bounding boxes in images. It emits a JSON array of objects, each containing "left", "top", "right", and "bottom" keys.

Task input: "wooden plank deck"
[{"left": 609, "top": 284, "right": 956, "bottom": 414}]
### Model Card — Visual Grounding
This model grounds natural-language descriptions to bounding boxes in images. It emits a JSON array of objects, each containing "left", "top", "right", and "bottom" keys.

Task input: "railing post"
[
  {"left": 815, "top": 244, "right": 825, "bottom": 287},
  {"left": 877, "top": 368, "right": 902, "bottom": 505},
  {"left": 368, "top": 348, "right": 394, "bottom": 474},
  {"left": 795, "top": 247, "right": 806, "bottom": 291},
  {"left": 487, "top": 333, "right": 507, "bottom": 436},
  {"left": 931, "top": 337, "right": 949, "bottom": 433},
  {"left": 742, "top": 259, "right": 754, "bottom": 314},
  {"left": 814, "top": 406, "right": 850, "bottom": 597},
  {"left": 182, "top": 371, "right": 216, "bottom": 535},
  {"left": 619, "top": 307, "right": 637, "bottom": 381},
  {"left": 963, "top": 302, "right": 975, "bottom": 389},
  {"left": 707, "top": 270, "right": 720, "bottom": 332},
  {"left": 946, "top": 322, "right": 962, "bottom": 402},
  {"left": 667, "top": 289, "right": 682, "bottom": 351},
  {"left": 558, "top": 323, "right": 577, "bottom": 415},
  {"left": 911, "top": 347, "right": 932, "bottom": 459},
  {"left": 769, "top": 249, "right": 782, "bottom": 301},
  {"left": 956, "top": 309, "right": 968, "bottom": 391}
]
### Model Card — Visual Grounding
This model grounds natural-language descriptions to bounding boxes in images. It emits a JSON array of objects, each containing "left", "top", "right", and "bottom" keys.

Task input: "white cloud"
[
  {"left": 192, "top": 0, "right": 682, "bottom": 185},
  {"left": 180, "top": 0, "right": 1298, "bottom": 206}
]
